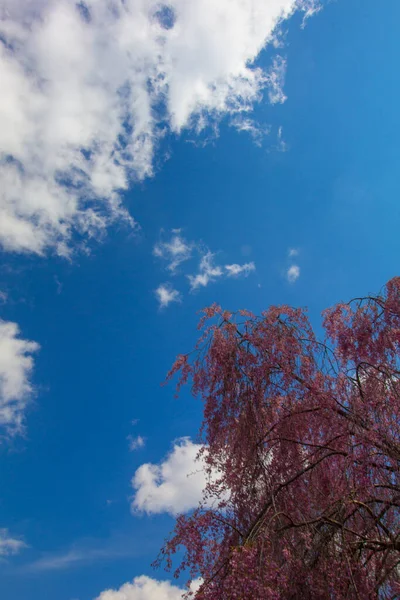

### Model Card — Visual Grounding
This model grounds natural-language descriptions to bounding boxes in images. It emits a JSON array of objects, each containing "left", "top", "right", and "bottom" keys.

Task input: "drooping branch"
[{"left": 158, "top": 277, "right": 400, "bottom": 599}]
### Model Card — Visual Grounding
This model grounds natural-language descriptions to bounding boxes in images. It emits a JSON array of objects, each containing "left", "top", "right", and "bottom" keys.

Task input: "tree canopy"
[{"left": 158, "top": 278, "right": 400, "bottom": 599}]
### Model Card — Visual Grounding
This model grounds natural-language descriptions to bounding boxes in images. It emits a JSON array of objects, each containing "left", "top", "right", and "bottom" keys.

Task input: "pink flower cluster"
[{"left": 157, "top": 278, "right": 400, "bottom": 599}]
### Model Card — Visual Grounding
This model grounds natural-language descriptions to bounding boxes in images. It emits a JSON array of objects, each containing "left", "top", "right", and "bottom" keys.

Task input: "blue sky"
[{"left": 0, "top": 0, "right": 400, "bottom": 599}]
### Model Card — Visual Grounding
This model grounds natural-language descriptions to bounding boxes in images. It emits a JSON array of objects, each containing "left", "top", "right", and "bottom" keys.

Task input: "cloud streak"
[
  {"left": 23, "top": 534, "right": 141, "bottom": 573},
  {"left": 0, "top": 529, "right": 26, "bottom": 556},
  {"left": 26, "top": 548, "right": 117, "bottom": 572}
]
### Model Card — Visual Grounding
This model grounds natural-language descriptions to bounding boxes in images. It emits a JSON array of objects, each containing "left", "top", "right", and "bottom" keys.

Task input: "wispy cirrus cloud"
[
  {"left": 230, "top": 116, "right": 271, "bottom": 146},
  {"left": 0, "top": 0, "right": 321, "bottom": 256},
  {"left": 23, "top": 534, "right": 141, "bottom": 573},
  {"left": 25, "top": 548, "right": 126, "bottom": 573},
  {"left": 265, "top": 55, "right": 288, "bottom": 105},
  {"left": 0, "top": 529, "right": 26, "bottom": 557},
  {"left": 26, "top": 549, "right": 102, "bottom": 572}
]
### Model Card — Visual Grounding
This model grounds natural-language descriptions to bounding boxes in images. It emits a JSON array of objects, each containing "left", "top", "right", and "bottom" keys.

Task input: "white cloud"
[
  {"left": 0, "top": 319, "right": 39, "bottom": 434},
  {"left": 128, "top": 435, "right": 145, "bottom": 451},
  {"left": 265, "top": 55, "right": 287, "bottom": 104},
  {"left": 225, "top": 262, "right": 255, "bottom": 277},
  {"left": 95, "top": 576, "right": 202, "bottom": 600},
  {"left": 188, "top": 252, "right": 223, "bottom": 291},
  {"left": 286, "top": 264, "right": 300, "bottom": 283},
  {"left": 189, "top": 253, "right": 256, "bottom": 290},
  {"left": 288, "top": 247, "right": 298, "bottom": 257},
  {"left": 276, "top": 125, "right": 288, "bottom": 151},
  {"left": 0, "top": 528, "right": 26, "bottom": 556},
  {"left": 230, "top": 116, "right": 271, "bottom": 146},
  {"left": 0, "top": 0, "right": 320, "bottom": 255},
  {"left": 155, "top": 284, "right": 181, "bottom": 309},
  {"left": 153, "top": 231, "right": 257, "bottom": 298},
  {"left": 153, "top": 233, "right": 192, "bottom": 273},
  {"left": 131, "top": 438, "right": 208, "bottom": 515}
]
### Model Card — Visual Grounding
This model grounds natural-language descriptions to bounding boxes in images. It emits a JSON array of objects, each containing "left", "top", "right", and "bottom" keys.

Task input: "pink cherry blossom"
[{"left": 156, "top": 278, "right": 400, "bottom": 599}]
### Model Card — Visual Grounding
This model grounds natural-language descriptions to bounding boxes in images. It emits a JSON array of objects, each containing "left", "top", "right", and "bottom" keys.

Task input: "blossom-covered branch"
[{"left": 157, "top": 278, "right": 400, "bottom": 599}]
